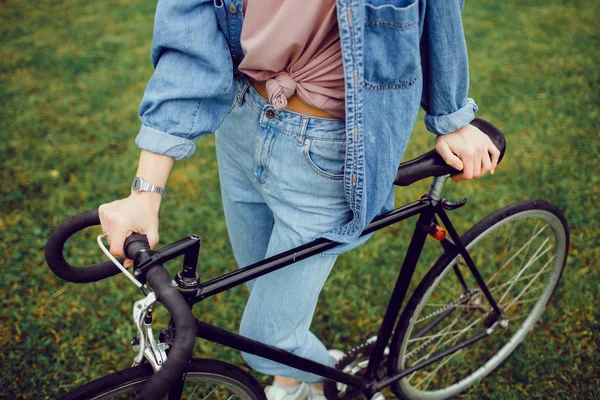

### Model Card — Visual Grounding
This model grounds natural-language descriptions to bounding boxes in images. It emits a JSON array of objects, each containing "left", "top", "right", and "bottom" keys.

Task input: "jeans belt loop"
[
  {"left": 238, "top": 79, "right": 251, "bottom": 106},
  {"left": 297, "top": 116, "right": 309, "bottom": 147}
]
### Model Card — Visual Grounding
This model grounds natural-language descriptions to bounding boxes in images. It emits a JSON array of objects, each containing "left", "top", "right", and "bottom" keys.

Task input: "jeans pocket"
[
  {"left": 364, "top": 0, "right": 420, "bottom": 90},
  {"left": 303, "top": 138, "right": 345, "bottom": 181}
]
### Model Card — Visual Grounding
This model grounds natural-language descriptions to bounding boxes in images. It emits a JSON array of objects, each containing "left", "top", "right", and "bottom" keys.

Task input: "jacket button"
[
  {"left": 229, "top": 4, "right": 237, "bottom": 14},
  {"left": 265, "top": 109, "right": 276, "bottom": 119}
]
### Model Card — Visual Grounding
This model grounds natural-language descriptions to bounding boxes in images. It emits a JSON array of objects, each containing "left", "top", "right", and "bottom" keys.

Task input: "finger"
[
  {"left": 488, "top": 139, "right": 500, "bottom": 174},
  {"left": 98, "top": 205, "right": 112, "bottom": 238},
  {"left": 109, "top": 223, "right": 133, "bottom": 258},
  {"left": 472, "top": 144, "right": 484, "bottom": 178},
  {"left": 481, "top": 147, "right": 493, "bottom": 176},
  {"left": 436, "top": 140, "right": 464, "bottom": 171},
  {"left": 146, "top": 231, "right": 160, "bottom": 250},
  {"left": 124, "top": 259, "right": 133, "bottom": 268},
  {"left": 460, "top": 150, "right": 474, "bottom": 180}
]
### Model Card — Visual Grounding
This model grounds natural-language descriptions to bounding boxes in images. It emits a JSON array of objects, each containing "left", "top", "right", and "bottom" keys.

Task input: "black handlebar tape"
[
  {"left": 45, "top": 209, "right": 124, "bottom": 283},
  {"left": 394, "top": 117, "right": 507, "bottom": 187},
  {"left": 124, "top": 233, "right": 151, "bottom": 261},
  {"left": 139, "top": 266, "right": 196, "bottom": 400}
]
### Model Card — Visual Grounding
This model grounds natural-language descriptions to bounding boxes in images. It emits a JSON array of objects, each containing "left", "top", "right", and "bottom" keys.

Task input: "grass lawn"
[{"left": 1, "top": 0, "right": 598, "bottom": 398}]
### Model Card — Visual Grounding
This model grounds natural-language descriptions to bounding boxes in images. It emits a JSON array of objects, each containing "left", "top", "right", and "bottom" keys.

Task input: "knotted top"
[
  {"left": 265, "top": 73, "right": 297, "bottom": 110},
  {"left": 238, "top": 0, "right": 345, "bottom": 118}
]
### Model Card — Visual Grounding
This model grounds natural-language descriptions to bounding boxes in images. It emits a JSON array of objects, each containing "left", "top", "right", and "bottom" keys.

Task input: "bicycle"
[{"left": 45, "top": 118, "right": 569, "bottom": 400}]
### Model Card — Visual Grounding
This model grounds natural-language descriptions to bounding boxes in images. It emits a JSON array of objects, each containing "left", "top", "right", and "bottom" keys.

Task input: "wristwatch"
[{"left": 131, "top": 176, "right": 166, "bottom": 197}]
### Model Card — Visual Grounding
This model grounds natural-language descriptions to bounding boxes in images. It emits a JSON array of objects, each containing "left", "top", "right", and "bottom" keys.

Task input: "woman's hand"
[
  {"left": 98, "top": 150, "right": 174, "bottom": 267},
  {"left": 435, "top": 123, "right": 501, "bottom": 182},
  {"left": 99, "top": 193, "right": 161, "bottom": 267}
]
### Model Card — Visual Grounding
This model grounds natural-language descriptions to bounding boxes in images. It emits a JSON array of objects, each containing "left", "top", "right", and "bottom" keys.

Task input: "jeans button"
[
  {"left": 229, "top": 4, "right": 237, "bottom": 14},
  {"left": 265, "top": 110, "right": 276, "bottom": 119}
]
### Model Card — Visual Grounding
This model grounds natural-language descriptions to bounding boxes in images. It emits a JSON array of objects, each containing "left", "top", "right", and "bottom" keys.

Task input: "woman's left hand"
[{"left": 434, "top": 124, "right": 501, "bottom": 182}]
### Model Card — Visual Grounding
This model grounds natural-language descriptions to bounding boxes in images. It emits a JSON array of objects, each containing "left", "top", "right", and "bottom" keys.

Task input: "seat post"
[{"left": 428, "top": 174, "right": 450, "bottom": 201}]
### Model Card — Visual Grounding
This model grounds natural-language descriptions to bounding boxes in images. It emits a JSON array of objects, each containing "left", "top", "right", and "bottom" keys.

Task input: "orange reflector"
[{"left": 429, "top": 225, "right": 446, "bottom": 241}]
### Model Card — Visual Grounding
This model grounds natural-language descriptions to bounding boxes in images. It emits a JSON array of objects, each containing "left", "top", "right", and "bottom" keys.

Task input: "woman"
[{"left": 99, "top": 0, "right": 500, "bottom": 399}]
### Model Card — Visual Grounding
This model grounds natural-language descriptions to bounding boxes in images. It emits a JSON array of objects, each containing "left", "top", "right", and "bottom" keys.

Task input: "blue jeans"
[{"left": 215, "top": 81, "right": 352, "bottom": 383}]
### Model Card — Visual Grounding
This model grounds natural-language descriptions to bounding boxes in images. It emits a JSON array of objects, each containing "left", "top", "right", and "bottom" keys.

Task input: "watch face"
[{"left": 132, "top": 177, "right": 142, "bottom": 190}]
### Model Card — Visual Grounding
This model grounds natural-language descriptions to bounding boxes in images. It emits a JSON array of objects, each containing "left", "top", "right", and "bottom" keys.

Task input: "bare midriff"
[{"left": 250, "top": 78, "right": 340, "bottom": 119}]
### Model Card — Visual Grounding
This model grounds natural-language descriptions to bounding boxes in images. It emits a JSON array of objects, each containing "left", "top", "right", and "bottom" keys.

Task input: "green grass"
[{"left": 1, "top": 0, "right": 599, "bottom": 398}]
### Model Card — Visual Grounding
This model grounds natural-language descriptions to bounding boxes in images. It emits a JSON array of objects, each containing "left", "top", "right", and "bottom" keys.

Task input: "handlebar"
[
  {"left": 45, "top": 211, "right": 196, "bottom": 400},
  {"left": 45, "top": 209, "right": 123, "bottom": 283}
]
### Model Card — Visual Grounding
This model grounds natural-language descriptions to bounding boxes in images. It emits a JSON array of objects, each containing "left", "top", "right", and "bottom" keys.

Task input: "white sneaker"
[
  {"left": 265, "top": 350, "right": 345, "bottom": 400},
  {"left": 327, "top": 349, "right": 345, "bottom": 364},
  {"left": 307, "top": 350, "right": 345, "bottom": 400},
  {"left": 308, "top": 390, "right": 326, "bottom": 400},
  {"left": 265, "top": 382, "right": 310, "bottom": 400}
]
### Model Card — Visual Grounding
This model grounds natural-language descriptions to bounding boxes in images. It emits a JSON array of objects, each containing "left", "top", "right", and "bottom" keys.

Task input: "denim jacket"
[{"left": 136, "top": 0, "right": 478, "bottom": 249}]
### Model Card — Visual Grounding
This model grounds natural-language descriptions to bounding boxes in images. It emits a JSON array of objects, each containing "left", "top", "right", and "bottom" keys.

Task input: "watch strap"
[{"left": 132, "top": 176, "right": 166, "bottom": 197}]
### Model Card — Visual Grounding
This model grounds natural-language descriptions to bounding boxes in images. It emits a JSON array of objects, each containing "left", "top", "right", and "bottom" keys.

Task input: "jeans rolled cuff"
[
  {"left": 425, "top": 98, "right": 479, "bottom": 135},
  {"left": 135, "top": 125, "right": 196, "bottom": 160}
]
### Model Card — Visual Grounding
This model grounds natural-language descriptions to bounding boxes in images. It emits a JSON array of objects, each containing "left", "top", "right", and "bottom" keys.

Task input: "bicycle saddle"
[{"left": 393, "top": 118, "right": 506, "bottom": 187}]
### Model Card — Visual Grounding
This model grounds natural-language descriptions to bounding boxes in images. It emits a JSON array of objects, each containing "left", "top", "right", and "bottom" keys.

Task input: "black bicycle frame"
[{"left": 157, "top": 186, "right": 503, "bottom": 398}]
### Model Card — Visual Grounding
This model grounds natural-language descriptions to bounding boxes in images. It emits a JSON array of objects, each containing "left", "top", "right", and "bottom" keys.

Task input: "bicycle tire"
[
  {"left": 60, "top": 358, "right": 266, "bottom": 400},
  {"left": 389, "top": 200, "right": 569, "bottom": 400}
]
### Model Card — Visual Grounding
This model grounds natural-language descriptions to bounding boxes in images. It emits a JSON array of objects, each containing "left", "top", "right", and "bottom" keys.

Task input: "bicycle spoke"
[
  {"left": 411, "top": 317, "right": 478, "bottom": 389},
  {"left": 201, "top": 388, "right": 216, "bottom": 400},
  {"left": 485, "top": 223, "right": 548, "bottom": 287},
  {"left": 405, "top": 322, "right": 456, "bottom": 383},
  {"left": 408, "top": 326, "right": 488, "bottom": 343},
  {"left": 415, "top": 349, "right": 464, "bottom": 390},
  {"left": 414, "top": 313, "right": 490, "bottom": 390},
  {"left": 487, "top": 269, "right": 548, "bottom": 295},
  {"left": 409, "top": 313, "right": 484, "bottom": 368},
  {"left": 498, "top": 239, "right": 551, "bottom": 304},
  {"left": 503, "top": 255, "right": 556, "bottom": 313},
  {"left": 517, "top": 220, "right": 542, "bottom": 274},
  {"left": 407, "top": 324, "right": 456, "bottom": 345},
  {"left": 406, "top": 320, "right": 458, "bottom": 363},
  {"left": 497, "top": 220, "right": 516, "bottom": 270},
  {"left": 187, "top": 383, "right": 200, "bottom": 398}
]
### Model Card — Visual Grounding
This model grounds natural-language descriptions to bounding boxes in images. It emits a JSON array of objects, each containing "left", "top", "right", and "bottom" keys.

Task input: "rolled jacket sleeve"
[
  {"left": 420, "top": 0, "right": 478, "bottom": 135},
  {"left": 136, "top": 0, "right": 236, "bottom": 159}
]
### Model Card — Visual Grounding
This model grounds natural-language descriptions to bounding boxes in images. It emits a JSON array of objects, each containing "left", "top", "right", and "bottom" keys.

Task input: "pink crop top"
[{"left": 238, "top": 0, "right": 345, "bottom": 118}]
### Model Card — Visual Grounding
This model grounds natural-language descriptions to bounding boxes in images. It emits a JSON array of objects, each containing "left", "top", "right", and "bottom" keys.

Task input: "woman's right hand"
[{"left": 98, "top": 192, "right": 162, "bottom": 267}]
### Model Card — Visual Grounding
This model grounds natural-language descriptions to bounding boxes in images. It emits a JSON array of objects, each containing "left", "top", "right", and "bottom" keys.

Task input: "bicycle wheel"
[
  {"left": 389, "top": 200, "right": 569, "bottom": 400},
  {"left": 61, "top": 358, "right": 266, "bottom": 400}
]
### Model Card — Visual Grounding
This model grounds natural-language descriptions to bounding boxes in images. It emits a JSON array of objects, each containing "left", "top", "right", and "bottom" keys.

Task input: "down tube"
[{"left": 195, "top": 320, "right": 364, "bottom": 388}]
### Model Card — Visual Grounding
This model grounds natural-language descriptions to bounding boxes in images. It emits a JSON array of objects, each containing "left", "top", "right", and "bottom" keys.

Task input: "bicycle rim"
[
  {"left": 62, "top": 359, "right": 265, "bottom": 400},
  {"left": 391, "top": 200, "right": 568, "bottom": 400},
  {"left": 93, "top": 373, "right": 255, "bottom": 399}
]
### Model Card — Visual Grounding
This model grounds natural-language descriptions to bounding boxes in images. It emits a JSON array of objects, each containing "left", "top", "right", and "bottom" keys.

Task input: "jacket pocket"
[{"left": 364, "top": 0, "right": 420, "bottom": 90}]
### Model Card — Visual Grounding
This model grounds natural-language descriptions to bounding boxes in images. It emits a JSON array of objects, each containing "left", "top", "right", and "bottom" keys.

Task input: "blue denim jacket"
[{"left": 136, "top": 0, "right": 478, "bottom": 249}]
